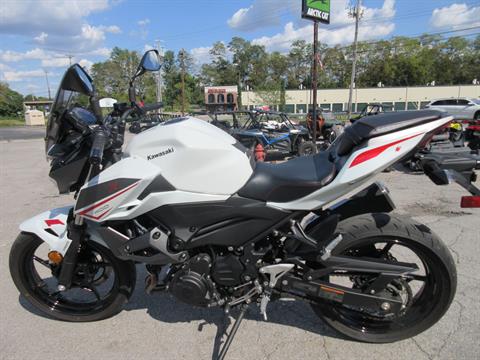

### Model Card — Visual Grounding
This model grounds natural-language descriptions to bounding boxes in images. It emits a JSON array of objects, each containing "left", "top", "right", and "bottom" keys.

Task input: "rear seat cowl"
[{"left": 336, "top": 110, "right": 445, "bottom": 156}]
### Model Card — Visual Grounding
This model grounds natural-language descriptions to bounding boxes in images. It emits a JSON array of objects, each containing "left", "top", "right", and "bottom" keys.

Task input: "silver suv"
[{"left": 425, "top": 97, "right": 480, "bottom": 120}]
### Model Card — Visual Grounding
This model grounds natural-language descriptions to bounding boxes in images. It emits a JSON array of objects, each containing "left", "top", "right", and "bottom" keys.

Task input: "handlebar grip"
[
  {"left": 89, "top": 129, "right": 107, "bottom": 165},
  {"left": 142, "top": 102, "right": 163, "bottom": 112}
]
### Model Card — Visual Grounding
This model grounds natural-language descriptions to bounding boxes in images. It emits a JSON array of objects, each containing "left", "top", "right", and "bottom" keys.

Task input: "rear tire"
[
  {"left": 297, "top": 140, "right": 316, "bottom": 156},
  {"left": 10, "top": 232, "right": 136, "bottom": 322},
  {"left": 310, "top": 213, "right": 456, "bottom": 343},
  {"left": 328, "top": 124, "right": 344, "bottom": 143}
]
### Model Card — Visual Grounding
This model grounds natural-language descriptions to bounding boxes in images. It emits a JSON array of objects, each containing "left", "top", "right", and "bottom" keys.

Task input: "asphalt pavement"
[
  {"left": 0, "top": 138, "right": 479, "bottom": 360},
  {"left": 0, "top": 126, "right": 46, "bottom": 141}
]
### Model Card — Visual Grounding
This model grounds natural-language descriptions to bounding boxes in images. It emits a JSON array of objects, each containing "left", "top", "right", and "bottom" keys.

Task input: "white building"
[{"left": 241, "top": 84, "right": 480, "bottom": 113}]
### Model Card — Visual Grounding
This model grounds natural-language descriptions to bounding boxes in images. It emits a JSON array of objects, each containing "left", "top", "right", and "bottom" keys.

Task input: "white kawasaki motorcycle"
[{"left": 10, "top": 50, "right": 457, "bottom": 357}]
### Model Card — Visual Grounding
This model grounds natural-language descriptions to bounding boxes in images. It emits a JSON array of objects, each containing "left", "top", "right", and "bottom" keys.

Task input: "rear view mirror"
[
  {"left": 129, "top": 50, "right": 161, "bottom": 104},
  {"left": 135, "top": 50, "right": 161, "bottom": 78}
]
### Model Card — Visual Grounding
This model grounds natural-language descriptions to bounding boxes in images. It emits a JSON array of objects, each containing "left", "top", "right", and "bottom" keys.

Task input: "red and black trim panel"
[
  {"left": 349, "top": 133, "right": 422, "bottom": 167},
  {"left": 75, "top": 178, "right": 141, "bottom": 211}
]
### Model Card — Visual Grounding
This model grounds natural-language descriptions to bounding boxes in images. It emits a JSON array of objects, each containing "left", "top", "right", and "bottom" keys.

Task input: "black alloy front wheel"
[
  {"left": 309, "top": 213, "right": 457, "bottom": 343},
  {"left": 9, "top": 233, "right": 136, "bottom": 322}
]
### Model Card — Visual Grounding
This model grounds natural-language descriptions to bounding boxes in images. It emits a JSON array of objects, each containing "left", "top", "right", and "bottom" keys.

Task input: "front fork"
[
  {"left": 56, "top": 213, "right": 86, "bottom": 290},
  {"left": 57, "top": 163, "right": 99, "bottom": 291}
]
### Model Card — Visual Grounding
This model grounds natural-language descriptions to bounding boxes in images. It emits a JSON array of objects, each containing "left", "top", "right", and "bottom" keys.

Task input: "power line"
[
  {"left": 261, "top": 24, "right": 480, "bottom": 51},
  {"left": 337, "top": 26, "right": 480, "bottom": 53}
]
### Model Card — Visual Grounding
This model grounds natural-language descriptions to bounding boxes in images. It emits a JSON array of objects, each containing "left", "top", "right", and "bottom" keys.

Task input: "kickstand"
[{"left": 217, "top": 305, "right": 248, "bottom": 360}]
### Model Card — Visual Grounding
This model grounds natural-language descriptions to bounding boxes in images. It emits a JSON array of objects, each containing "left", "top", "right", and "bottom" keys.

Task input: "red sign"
[{"left": 207, "top": 89, "right": 227, "bottom": 94}]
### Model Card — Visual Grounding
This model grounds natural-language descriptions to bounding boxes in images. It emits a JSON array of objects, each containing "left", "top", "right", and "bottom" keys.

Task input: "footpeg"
[{"left": 321, "top": 234, "right": 343, "bottom": 260}]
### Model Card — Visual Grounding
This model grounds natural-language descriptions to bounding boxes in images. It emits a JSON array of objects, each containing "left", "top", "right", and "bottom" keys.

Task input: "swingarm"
[{"left": 279, "top": 275, "right": 405, "bottom": 314}]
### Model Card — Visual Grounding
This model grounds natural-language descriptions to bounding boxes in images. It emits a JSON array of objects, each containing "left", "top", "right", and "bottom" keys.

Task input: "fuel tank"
[{"left": 124, "top": 117, "right": 254, "bottom": 195}]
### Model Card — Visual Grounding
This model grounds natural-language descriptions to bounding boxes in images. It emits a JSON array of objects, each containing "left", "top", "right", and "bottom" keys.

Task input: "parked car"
[
  {"left": 209, "top": 110, "right": 313, "bottom": 160},
  {"left": 425, "top": 98, "right": 480, "bottom": 120}
]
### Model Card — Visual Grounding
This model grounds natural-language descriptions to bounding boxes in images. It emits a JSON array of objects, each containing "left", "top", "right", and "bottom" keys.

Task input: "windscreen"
[{"left": 45, "top": 74, "right": 89, "bottom": 155}]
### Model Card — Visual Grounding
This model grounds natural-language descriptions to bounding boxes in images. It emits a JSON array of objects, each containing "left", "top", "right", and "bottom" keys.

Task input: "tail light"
[{"left": 460, "top": 196, "right": 480, "bottom": 208}]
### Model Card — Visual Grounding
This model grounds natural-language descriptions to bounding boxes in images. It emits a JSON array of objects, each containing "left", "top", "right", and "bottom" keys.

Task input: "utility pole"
[
  {"left": 347, "top": 0, "right": 363, "bottom": 117},
  {"left": 154, "top": 39, "right": 163, "bottom": 107},
  {"left": 65, "top": 54, "right": 74, "bottom": 66},
  {"left": 44, "top": 69, "right": 51, "bottom": 99},
  {"left": 180, "top": 49, "right": 186, "bottom": 116},
  {"left": 312, "top": 20, "right": 319, "bottom": 153}
]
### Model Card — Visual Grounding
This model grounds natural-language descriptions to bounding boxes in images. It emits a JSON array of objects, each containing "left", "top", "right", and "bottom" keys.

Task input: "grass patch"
[{"left": 0, "top": 118, "right": 25, "bottom": 127}]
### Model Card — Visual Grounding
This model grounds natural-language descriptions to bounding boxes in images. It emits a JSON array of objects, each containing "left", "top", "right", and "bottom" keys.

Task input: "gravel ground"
[{"left": 0, "top": 137, "right": 479, "bottom": 360}]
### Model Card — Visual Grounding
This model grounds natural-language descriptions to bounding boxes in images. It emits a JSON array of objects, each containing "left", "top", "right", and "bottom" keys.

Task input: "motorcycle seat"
[
  {"left": 238, "top": 151, "right": 336, "bottom": 203},
  {"left": 337, "top": 110, "right": 444, "bottom": 156}
]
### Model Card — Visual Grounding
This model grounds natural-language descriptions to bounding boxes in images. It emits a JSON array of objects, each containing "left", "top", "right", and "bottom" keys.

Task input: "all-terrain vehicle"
[
  {"left": 350, "top": 103, "right": 394, "bottom": 123},
  {"left": 305, "top": 108, "right": 345, "bottom": 144},
  {"left": 209, "top": 110, "right": 313, "bottom": 160},
  {"left": 465, "top": 120, "right": 480, "bottom": 151},
  {"left": 128, "top": 112, "right": 182, "bottom": 134}
]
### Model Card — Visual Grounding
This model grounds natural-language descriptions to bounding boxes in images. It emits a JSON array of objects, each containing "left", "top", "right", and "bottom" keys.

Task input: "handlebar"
[
  {"left": 141, "top": 102, "right": 163, "bottom": 112},
  {"left": 89, "top": 127, "right": 107, "bottom": 165}
]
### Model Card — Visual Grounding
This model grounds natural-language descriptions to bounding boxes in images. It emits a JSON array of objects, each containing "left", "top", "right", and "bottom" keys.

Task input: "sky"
[{"left": 0, "top": 0, "right": 479, "bottom": 97}]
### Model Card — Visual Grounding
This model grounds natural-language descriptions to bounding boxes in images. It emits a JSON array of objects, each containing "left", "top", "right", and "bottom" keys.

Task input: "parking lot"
[{"left": 1, "top": 136, "right": 479, "bottom": 360}]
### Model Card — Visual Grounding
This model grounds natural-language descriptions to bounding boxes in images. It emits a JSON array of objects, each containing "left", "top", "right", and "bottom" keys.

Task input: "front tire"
[
  {"left": 310, "top": 213, "right": 456, "bottom": 343},
  {"left": 9, "top": 232, "right": 136, "bottom": 322}
]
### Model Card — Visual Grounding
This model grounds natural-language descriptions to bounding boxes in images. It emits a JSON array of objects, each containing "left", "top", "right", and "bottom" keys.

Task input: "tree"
[
  {"left": 287, "top": 40, "right": 312, "bottom": 89},
  {"left": 0, "top": 82, "right": 23, "bottom": 117},
  {"left": 90, "top": 47, "right": 156, "bottom": 103},
  {"left": 200, "top": 42, "right": 237, "bottom": 86},
  {"left": 83, "top": 33, "right": 478, "bottom": 114},
  {"left": 162, "top": 50, "right": 203, "bottom": 112}
]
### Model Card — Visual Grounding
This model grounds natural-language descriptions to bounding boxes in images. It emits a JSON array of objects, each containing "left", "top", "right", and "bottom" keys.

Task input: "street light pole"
[{"left": 347, "top": 0, "right": 363, "bottom": 117}]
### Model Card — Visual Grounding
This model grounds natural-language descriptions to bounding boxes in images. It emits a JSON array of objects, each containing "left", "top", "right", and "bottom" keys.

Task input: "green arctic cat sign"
[{"left": 302, "top": 0, "right": 331, "bottom": 24}]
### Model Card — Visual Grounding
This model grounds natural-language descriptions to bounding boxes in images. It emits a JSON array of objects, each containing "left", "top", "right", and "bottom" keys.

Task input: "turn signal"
[
  {"left": 460, "top": 196, "right": 480, "bottom": 208},
  {"left": 48, "top": 251, "right": 63, "bottom": 265}
]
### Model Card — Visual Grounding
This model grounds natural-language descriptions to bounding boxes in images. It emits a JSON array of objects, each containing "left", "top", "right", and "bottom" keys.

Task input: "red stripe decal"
[
  {"left": 349, "top": 134, "right": 422, "bottom": 168},
  {"left": 45, "top": 219, "right": 64, "bottom": 227},
  {"left": 78, "top": 181, "right": 139, "bottom": 219},
  {"left": 81, "top": 208, "right": 112, "bottom": 221}
]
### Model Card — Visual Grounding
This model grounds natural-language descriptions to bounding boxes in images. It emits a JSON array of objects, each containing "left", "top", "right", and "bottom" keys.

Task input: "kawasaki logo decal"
[{"left": 147, "top": 147, "right": 174, "bottom": 160}]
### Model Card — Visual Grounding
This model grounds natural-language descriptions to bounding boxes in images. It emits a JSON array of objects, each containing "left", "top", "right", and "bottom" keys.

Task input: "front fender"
[{"left": 19, "top": 206, "right": 73, "bottom": 255}]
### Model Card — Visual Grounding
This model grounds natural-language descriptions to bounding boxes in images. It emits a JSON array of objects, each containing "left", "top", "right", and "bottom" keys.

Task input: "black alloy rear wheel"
[
  {"left": 310, "top": 213, "right": 456, "bottom": 343},
  {"left": 10, "top": 233, "right": 136, "bottom": 322}
]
